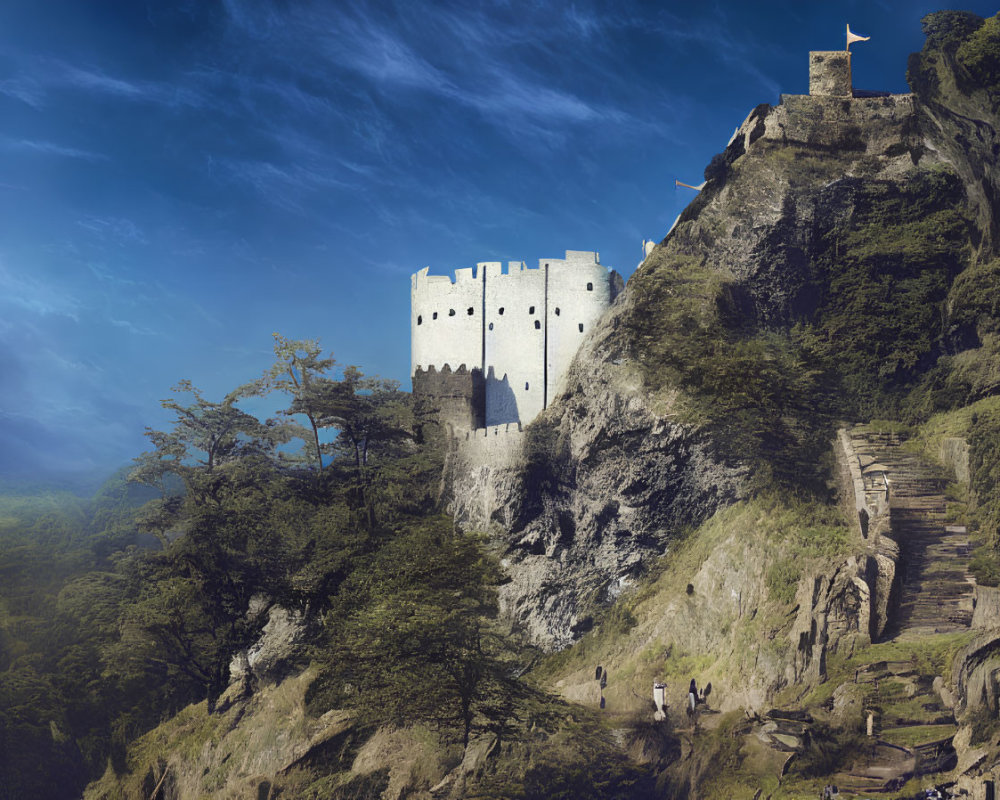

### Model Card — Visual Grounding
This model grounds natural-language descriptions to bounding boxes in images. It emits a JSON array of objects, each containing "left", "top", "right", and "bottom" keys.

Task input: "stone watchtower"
[
  {"left": 809, "top": 51, "right": 853, "bottom": 97},
  {"left": 810, "top": 25, "right": 870, "bottom": 97}
]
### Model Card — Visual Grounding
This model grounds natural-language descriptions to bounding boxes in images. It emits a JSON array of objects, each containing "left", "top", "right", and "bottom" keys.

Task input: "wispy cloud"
[
  {"left": 3, "top": 136, "right": 107, "bottom": 161},
  {"left": 78, "top": 216, "right": 147, "bottom": 245},
  {"left": 643, "top": 9, "right": 782, "bottom": 98},
  {"left": 109, "top": 317, "right": 158, "bottom": 336},
  {"left": 0, "top": 262, "right": 83, "bottom": 322},
  {"left": 209, "top": 155, "right": 360, "bottom": 210},
  {"left": 0, "top": 76, "right": 45, "bottom": 108},
  {"left": 330, "top": 18, "right": 453, "bottom": 92},
  {"left": 63, "top": 65, "right": 206, "bottom": 108},
  {"left": 323, "top": 12, "right": 613, "bottom": 126},
  {"left": 65, "top": 66, "right": 144, "bottom": 98},
  {"left": 87, "top": 262, "right": 142, "bottom": 288}
]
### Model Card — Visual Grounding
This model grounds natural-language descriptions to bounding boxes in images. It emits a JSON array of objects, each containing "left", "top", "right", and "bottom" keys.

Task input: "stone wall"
[
  {"left": 544, "top": 251, "right": 615, "bottom": 400},
  {"left": 836, "top": 428, "right": 891, "bottom": 539},
  {"left": 411, "top": 265, "right": 483, "bottom": 377},
  {"left": 458, "top": 423, "right": 526, "bottom": 469},
  {"left": 484, "top": 261, "right": 546, "bottom": 424}
]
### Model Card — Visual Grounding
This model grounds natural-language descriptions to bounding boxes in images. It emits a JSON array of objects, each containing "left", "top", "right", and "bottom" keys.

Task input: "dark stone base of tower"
[{"left": 412, "top": 364, "right": 484, "bottom": 439}]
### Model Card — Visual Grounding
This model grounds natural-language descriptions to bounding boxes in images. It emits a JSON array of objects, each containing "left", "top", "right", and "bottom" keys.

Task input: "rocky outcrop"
[
  {"left": 908, "top": 20, "right": 1000, "bottom": 263},
  {"left": 85, "top": 670, "right": 354, "bottom": 800},
  {"left": 789, "top": 553, "right": 897, "bottom": 685},
  {"left": 447, "top": 367, "right": 745, "bottom": 650},
  {"left": 222, "top": 600, "right": 311, "bottom": 707},
  {"left": 448, "top": 76, "right": 977, "bottom": 652},
  {"left": 449, "top": 9, "right": 1000, "bottom": 655},
  {"left": 953, "top": 633, "right": 1000, "bottom": 715}
]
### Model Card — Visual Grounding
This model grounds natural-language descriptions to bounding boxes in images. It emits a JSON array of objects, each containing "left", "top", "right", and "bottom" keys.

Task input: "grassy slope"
[{"left": 536, "top": 495, "right": 854, "bottom": 715}]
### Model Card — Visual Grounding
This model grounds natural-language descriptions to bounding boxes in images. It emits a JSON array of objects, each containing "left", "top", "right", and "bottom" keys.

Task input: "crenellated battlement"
[
  {"left": 411, "top": 250, "right": 619, "bottom": 432},
  {"left": 458, "top": 422, "right": 527, "bottom": 468}
]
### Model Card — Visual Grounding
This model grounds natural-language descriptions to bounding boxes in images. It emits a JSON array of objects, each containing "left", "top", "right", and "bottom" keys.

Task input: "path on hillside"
[
  {"left": 846, "top": 426, "right": 974, "bottom": 638},
  {"left": 771, "top": 427, "right": 974, "bottom": 795}
]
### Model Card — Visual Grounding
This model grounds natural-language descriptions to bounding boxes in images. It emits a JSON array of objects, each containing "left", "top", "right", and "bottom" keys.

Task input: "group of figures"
[
  {"left": 601, "top": 667, "right": 714, "bottom": 722},
  {"left": 687, "top": 678, "right": 711, "bottom": 717}
]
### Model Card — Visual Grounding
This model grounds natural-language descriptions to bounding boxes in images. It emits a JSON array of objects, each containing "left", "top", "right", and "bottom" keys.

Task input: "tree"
[
  {"left": 328, "top": 518, "right": 517, "bottom": 747},
  {"left": 291, "top": 367, "right": 415, "bottom": 527},
  {"left": 130, "top": 380, "right": 278, "bottom": 503},
  {"left": 317, "top": 368, "right": 412, "bottom": 471},
  {"left": 263, "top": 334, "right": 337, "bottom": 471}
]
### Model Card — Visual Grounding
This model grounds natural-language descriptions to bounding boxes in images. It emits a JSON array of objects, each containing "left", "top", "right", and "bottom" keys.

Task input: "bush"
[
  {"left": 921, "top": 11, "right": 985, "bottom": 53},
  {"left": 949, "top": 259, "right": 1000, "bottom": 338},
  {"left": 958, "top": 13, "right": 1000, "bottom": 89},
  {"left": 969, "top": 408, "right": 1000, "bottom": 552},
  {"left": 970, "top": 548, "right": 1000, "bottom": 587},
  {"left": 791, "top": 722, "right": 866, "bottom": 778},
  {"left": 766, "top": 559, "right": 800, "bottom": 606}
]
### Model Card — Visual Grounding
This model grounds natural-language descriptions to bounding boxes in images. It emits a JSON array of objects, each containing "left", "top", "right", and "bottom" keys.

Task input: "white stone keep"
[{"left": 411, "top": 250, "right": 616, "bottom": 428}]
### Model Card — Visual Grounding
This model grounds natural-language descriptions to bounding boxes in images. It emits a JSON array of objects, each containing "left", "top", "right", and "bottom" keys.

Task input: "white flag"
[{"left": 846, "top": 24, "right": 870, "bottom": 51}]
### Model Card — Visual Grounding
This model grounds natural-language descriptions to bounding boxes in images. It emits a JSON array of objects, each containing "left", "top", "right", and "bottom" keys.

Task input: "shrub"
[
  {"left": 766, "top": 559, "right": 800, "bottom": 606},
  {"left": 958, "top": 13, "right": 1000, "bottom": 89}
]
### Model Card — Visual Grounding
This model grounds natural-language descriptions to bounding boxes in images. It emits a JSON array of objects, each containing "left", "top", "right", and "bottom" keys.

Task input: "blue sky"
[{"left": 0, "top": 0, "right": 996, "bottom": 486}]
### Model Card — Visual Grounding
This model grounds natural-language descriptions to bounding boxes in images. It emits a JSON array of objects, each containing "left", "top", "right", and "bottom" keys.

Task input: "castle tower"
[
  {"left": 809, "top": 51, "right": 852, "bottom": 97},
  {"left": 483, "top": 260, "right": 546, "bottom": 425},
  {"left": 411, "top": 251, "right": 619, "bottom": 431},
  {"left": 543, "top": 251, "right": 614, "bottom": 408}
]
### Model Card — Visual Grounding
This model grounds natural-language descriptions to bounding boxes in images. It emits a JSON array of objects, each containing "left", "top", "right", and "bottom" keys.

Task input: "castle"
[{"left": 411, "top": 250, "right": 621, "bottom": 431}]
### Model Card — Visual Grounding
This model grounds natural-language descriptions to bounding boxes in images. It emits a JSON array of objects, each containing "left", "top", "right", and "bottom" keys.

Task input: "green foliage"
[
  {"left": 262, "top": 333, "right": 337, "bottom": 471},
  {"left": 0, "top": 490, "right": 141, "bottom": 799},
  {"left": 970, "top": 548, "right": 1000, "bottom": 587},
  {"left": 766, "top": 559, "right": 800, "bottom": 606},
  {"left": 790, "top": 721, "right": 866, "bottom": 778},
  {"left": 130, "top": 380, "right": 280, "bottom": 504},
  {"left": 969, "top": 406, "right": 1000, "bottom": 567},
  {"left": 805, "top": 169, "right": 973, "bottom": 419},
  {"left": 957, "top": 13, "right": 1000, "bottom": 89},
  {"left": 0, "top": 337, "right": 451, "bottom": 799},
  {"left": 622, "top": 256, "right": 834, "bottom": 490},
  {"left": 949, "top": 258, "right": 1000, "bottom": 338},
  {"left": 623, "top": 167, "right": 973, "bottom": 485},
  {"left": 466, "top": 703, "right": 656, "bottom": 800},
  {"left": 317, "top": 517, "right": 519, "bottom": 747},
  {"left": 920, "top": 11, "right": 986, "bottom": 54}
]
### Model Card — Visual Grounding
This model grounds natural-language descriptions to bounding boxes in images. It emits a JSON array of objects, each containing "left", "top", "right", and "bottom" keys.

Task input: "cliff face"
[
  {"left": 446, "top": 373, "right": 746, "bottom": 650},
  {"left": 448, "top": 16, "right": 999, "bottom": 652}
]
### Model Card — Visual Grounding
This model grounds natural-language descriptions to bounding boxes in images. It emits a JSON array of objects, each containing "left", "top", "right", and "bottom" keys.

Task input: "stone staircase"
[
  {"left": 846, "top": 427, "right": 974, "bottom": 638},
  {"left": 733, "top": 427, "right": 973, "bottom": 796},
  {"left": 805, "top": 427, "right": 972, "bottom": 795}
]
